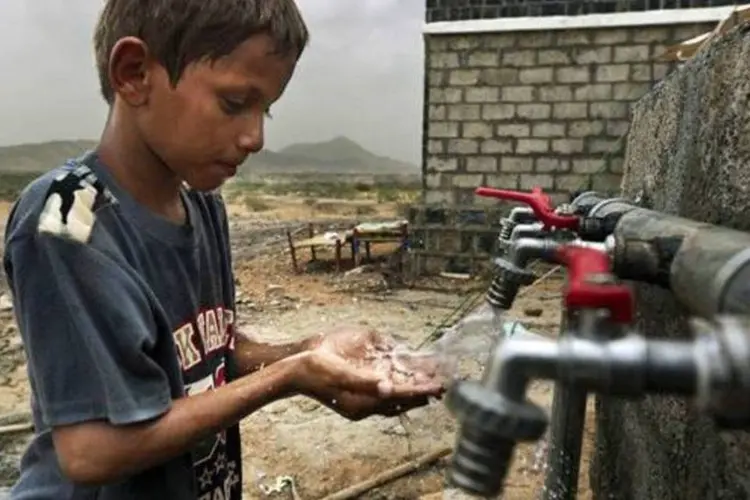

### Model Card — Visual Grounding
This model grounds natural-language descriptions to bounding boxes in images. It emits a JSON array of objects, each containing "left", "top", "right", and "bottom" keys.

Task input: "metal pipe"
[
  {"left": 608, "top": 209, "right": 750, "bottom": 316},
  {"left": 542, "top": 308, "right": 599, "bottom": 500},
  {"left": 484, "top": 336, "right": 560, "bottom": 400},
  {"left": 568, "top": 191, "right": 611, "bottom": 216},
  {"left": 497, "top": 222, "right": 547, "bottom": 253},
  {"left": 482, "top": 332, "right": 700, "bottom": 406},
  {"left": 508, "top": 222, "right": 546, "bottom": 242},
  {"left": 571, "top": 195, "right": 750, "bottom": 317}
]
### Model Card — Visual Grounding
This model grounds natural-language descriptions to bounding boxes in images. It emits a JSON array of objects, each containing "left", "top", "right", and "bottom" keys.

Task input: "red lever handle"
[
  {"left": 475, "top": 186, "right": 579, "bottom": 230},
  {"left": 554, "top": 246, "right": 634, "bottom": 324}
]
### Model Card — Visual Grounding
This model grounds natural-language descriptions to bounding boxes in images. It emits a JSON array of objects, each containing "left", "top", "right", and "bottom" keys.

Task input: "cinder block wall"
[
  {"left": 414, "top": 4, "right": 719, "bottom": 272},
  {"left": 423, "top": 24, "right": 712, "bottom": 207}
]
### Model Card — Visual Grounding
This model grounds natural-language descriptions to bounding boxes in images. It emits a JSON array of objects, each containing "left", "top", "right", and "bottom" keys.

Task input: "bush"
[
  {"left": 0, "top": 173, "right": 39, "bottom": 201},
  {"left": 243, "top": 194, "right": 271, "bottom": 212}
]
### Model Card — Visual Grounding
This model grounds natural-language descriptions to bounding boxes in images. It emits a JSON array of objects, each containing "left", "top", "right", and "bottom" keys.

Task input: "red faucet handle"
[
  {"left": 474, "top": 186, "right": 579, "bottom": 230},
  {"left": 554, "top": 245, "right": 634, "bottom": 324}
]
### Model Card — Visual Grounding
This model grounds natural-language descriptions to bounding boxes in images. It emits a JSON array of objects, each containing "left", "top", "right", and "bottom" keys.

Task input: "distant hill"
[
  {"left": 240, "top": 136, "right": 418, "bottom": 175},
  {"left": 0, "top": 136, "right": 419, "bottom": 175},
  {"left": 0, "top": 140, "right": 97, "bottom": 173}
]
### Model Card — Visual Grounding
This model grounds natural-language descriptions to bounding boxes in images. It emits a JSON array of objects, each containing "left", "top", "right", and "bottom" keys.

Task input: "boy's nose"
[{"left": 238, "top": 126, "right": 264, "bottom": 154}]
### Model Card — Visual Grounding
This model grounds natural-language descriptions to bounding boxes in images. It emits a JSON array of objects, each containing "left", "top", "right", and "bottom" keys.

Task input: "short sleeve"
[{"left": 6, "top": 231, "right": 173, "bottom": 427}]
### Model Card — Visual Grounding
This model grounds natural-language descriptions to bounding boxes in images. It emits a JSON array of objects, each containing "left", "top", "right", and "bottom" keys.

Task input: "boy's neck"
[{"left": 96, "top": 110, "right": 186, "bottom": 225}]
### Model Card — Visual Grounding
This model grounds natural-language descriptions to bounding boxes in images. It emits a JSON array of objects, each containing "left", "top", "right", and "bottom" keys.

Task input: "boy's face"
[{"left": 112, "top": 34, "right": 298, "bottom": 191}]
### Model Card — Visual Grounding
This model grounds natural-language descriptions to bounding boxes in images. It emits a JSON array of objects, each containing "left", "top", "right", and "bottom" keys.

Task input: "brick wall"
[
  {"left": 413, "top": 21, "right": 714, "bottom": 273},
  {"left": 423, "top": 24, "right": 713, "bottom": 208}
]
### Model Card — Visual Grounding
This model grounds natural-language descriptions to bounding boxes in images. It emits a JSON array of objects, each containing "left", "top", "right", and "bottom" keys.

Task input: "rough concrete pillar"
[{"left": 591, "top": 25, "right": 750, "bottom": 500}]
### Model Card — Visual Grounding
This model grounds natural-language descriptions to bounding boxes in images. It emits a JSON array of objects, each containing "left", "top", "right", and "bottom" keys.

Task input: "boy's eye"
[
  {"left": 219, "top": 97, "right": 273, "bottom": 119},
  {"left": 220, "top": 97, "right": 246, "bottom": 115}
]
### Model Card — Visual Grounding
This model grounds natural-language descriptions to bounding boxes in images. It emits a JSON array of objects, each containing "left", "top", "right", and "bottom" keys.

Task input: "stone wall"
[{"left": 591, "top": 25, "right": 750, "bottom": 500}]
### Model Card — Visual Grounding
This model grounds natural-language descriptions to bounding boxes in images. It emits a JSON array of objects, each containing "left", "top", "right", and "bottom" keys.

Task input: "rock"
[
  {"left": 421, "top": 489, "right": 476, "bottom": 500},
  {"left": 523, "top": 307, "right": 543, "bottom": 317},
  {"left": 265, "top": 285, "right": 285, "bottom": 301}
]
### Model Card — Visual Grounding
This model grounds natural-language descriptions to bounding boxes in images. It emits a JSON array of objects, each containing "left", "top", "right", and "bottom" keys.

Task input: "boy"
[{"left": 2, "top": 1, "right": 443, "bottom": 499}]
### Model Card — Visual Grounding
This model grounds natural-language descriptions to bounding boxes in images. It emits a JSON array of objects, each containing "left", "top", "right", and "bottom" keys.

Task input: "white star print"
[
  {"left": 198, "top": 467, "right": 213, "bottom": 489},
  {"left": 214, "top": 452, "right": 227, "bottom": 475},
  {"left": 226, "top": 461, "right": 240, "bottom": 490}
]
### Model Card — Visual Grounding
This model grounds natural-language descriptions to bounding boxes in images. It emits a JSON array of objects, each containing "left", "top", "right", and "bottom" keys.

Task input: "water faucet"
[
  {"left": 447, "top": 244, "right": 750, "bottom": 497},
  {"left": 486, "top": 231, "right": 611, "bottom": 312},
  {"left": 448, "top": 245, "right": 633, "bottom": 497},
  {"left": 498, "top": 206, "right": 538, "bottom": 242},
  {"left": 497, "top": 222, "right": 546, "bottom": 253},
  {"left": 467, "top": 185, "right": 750, "bottom": 499},
  {"left": 477, "top": 185, "right": 750, "bottom": 317},
  {"left": 485, "top": 237, "right": 560, "bottom": 310}
]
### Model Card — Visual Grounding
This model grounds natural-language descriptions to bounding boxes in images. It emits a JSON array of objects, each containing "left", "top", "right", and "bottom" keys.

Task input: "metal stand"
[
  {"left": 542, "top": 311, "right": 585, "bottom": 499},
  {"left": 542, "top": 308, "right": 618, "bottom": 499}
]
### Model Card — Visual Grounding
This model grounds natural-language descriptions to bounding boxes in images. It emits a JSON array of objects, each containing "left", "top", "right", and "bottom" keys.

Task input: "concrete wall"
[{"left": 591, "top": 25, "right": 750, "bottom": 500}]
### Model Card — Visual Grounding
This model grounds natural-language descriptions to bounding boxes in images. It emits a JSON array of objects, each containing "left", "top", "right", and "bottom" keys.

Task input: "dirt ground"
[{"left": 0, "top": 192, "right": 596, "bottom": 499}]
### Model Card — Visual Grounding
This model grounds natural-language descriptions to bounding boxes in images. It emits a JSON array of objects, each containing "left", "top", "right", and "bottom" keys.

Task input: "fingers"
[
  {"left": 376, "top": 396, "right": 431, "bottom": 417},
  {"left": 380, "top": 379, "right": 445, "bottom": 399}
]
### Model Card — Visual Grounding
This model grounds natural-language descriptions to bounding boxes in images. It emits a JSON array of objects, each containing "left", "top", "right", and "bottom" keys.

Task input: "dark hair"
[{"left": 93, "top": 0, "right": 309, "bottom": 103}]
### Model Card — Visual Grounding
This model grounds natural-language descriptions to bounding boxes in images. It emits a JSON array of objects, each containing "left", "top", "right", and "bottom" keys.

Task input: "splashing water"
[{"left": 387, "top": 304, "right": 542, "bottom": 384}]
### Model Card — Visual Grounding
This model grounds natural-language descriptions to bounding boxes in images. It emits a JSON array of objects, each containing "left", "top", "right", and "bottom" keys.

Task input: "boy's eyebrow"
[{"left": 217, "top": 83, "right": 276, "bottom": 108}]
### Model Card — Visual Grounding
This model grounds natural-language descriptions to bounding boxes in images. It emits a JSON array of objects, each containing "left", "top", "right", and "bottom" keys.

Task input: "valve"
[
  {"left": 476, "top": 186, "right": 580, "bottom": 230},
  {"left": 554, "top": 245, "right": 634, "bottom": 324}
]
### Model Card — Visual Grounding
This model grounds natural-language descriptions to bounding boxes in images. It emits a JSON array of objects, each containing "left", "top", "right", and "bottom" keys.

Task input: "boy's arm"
[
  {"left": 54, "top": 356, "right": 297, "bottom": 485},
  {"left": 231, "top": 332, "right": 321, "bottom": 375},
  {"left": 6, "top": 231, "right": 301, "bottom": 485}
]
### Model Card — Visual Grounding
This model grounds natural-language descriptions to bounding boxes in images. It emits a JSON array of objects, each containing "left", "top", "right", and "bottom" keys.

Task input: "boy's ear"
[{"left": 108, "top": 36, "right": 156, "bottom": 107}]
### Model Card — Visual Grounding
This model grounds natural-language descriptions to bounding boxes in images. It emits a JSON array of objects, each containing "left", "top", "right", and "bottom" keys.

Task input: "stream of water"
[{"left": 391, "top": 304, "right": 546, "bottom": 385}]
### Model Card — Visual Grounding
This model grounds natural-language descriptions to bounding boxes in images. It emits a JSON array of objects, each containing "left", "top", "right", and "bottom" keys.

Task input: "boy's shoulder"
[
  {"left": 6, "top": 158, "right": 116, "bottom": 245},
  {"left": 5, "top": 156, "right": 229, "bottom": 246}
]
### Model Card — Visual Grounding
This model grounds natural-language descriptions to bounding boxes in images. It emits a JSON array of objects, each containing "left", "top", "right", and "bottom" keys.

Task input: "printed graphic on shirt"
[
  {"left": 37, "top": 163, "right": 116, "bottom": 243},
  {"left": 173, "top": 305, "right": 241, "bottom": 500}
]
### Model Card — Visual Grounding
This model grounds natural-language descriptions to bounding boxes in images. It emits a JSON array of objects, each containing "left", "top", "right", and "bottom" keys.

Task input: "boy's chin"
[
  {"left": 183, "top": 176, "right": 228, "bottom": 193},
  {"left": 183, "top": 165, "right": 238, "bottom": 192}
]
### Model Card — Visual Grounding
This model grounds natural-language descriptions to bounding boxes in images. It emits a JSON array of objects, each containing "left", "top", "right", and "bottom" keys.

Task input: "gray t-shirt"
[{"left": 3, "top": 151, "right": 242, "bottom": 499}]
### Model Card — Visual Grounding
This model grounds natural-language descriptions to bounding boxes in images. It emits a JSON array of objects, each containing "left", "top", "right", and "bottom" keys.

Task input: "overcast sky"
[{"left": 0, "top": 1, "right": 425, "bottom": 164}]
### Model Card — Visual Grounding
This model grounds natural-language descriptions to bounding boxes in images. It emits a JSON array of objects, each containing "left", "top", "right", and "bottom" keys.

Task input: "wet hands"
[{"left": 294, "top": 327, "right": 445, "bottom": 421}]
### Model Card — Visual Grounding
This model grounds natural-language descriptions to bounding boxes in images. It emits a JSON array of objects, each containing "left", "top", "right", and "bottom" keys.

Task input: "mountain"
[
  {"left": 240, "top": 136, "right": 418, "bottom": 175},
  {"left": 0, "top": 140, "right": 97, "bottom": 173},
  {"left": 0, "top": 136, "right": 419, "bottom": 175}
]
